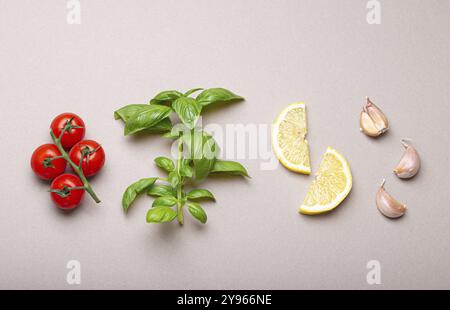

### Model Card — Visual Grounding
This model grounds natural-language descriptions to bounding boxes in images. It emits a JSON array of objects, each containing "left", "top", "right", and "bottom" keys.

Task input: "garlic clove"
[
  {"left": 393, "top": 139, "right": 420, "bottom": 179},
  {"left": 376, "top": 179, "right": 407, "bottom": 219},
  {"left": 360, "top": 111, "right": 380, "bottom": 137},
  {"left": 360, "top": 97, "right": 389, "bottom": 137},
  {"left": 366, "top": 97, "right": 389, "bottom": 132}
]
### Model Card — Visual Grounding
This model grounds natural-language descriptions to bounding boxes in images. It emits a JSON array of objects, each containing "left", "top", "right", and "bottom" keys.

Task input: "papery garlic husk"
[
  {"left": 376, "top": 179, "right": 406, "bottom": 219},
  {"left": 360, "top": 97, "right": 389, "bottom": 137},
  {"left": 394, "top": 140, "right": 420, "bottom": 179}
]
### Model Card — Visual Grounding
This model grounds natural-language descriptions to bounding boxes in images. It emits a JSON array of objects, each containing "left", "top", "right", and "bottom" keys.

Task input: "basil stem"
[{"left": 176, "top": 138, "right": 184, "bottom": 225}]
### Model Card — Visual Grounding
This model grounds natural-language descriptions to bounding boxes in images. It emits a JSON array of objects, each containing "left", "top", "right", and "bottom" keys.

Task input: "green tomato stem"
[
  {"left": 50, "top": 155, "right": 65, "bottom": 160},
  {"left": 50, "top": 128, "right": 101, "bottom": 204}
]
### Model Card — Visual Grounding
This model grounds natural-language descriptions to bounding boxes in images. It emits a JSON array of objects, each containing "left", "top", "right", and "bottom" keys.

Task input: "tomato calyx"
[
  {"left": 62, "top": 117, "right": 84, "bottom": 132},
  {"left": 42, "top": 156, "right": 64, "bottom": 168},
  {"left": 31, "top": 144, "right": 67, "bottom": 181},
  {"left": 50, "top": 113, "right": 86, "bottom": 150},
  {"left": 57, "top": 117, "right": 83, "bottom": 140},
  {"left": 49, "top": 185, "right": 85, "bottom": 198},
  {"left": 78, "top": 145, "right": 102, "bottom": 166}
]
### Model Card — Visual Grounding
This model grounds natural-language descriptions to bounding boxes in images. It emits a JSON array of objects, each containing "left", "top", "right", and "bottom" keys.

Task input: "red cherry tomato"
[
  {"left": 50, "top": 174, "right": 85, "bottom": 210},
  {"left": 69, "top": 140, "right": 105, "bottom": 177},
  {"left": 50, "top": 113, "right": 85, "bottom": 149},
  {"left": 30, "top": 144, "right": 67, "bottom": 181}
]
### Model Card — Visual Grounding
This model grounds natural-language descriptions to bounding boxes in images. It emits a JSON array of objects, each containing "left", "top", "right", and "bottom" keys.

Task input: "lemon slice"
[
  {"left": 272, "top": 103, "right": 311, "bottom": 174},
  {"left": 299, "top": 147, "right": 352, "bottom": 215}
]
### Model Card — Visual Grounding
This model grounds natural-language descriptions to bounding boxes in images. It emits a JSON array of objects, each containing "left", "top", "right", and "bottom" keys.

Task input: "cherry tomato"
[
  {"left": 50, "top": 174, "right": 85, "bottom": 210},
  {"left": 50, "top": 113, "right": 85, "bottom": 149},
  {"left": 69, "top": 140, "right": 105, "bottom": 177},
  {"left": 30, "top": 144, "right": 67, "bottom": 181}
]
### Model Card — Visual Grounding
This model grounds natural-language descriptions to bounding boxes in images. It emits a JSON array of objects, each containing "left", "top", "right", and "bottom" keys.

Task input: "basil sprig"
[{"left": 115, "top": 88, "right": 249, "bottom": 225}]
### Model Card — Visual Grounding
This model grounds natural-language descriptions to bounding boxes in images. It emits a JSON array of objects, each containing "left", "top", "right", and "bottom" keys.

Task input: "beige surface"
[{"left": 0, "top": 0, "right": 449, "bottom": 289}]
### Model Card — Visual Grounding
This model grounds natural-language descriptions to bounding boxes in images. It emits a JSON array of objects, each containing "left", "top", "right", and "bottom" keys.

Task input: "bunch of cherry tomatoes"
[{"left": 30, "top": 113, "right": 105, "bottom": 210}]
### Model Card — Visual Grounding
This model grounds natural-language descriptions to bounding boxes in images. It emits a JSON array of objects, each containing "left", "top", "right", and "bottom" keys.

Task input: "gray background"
[{"left": 0, "top": 0, "right": 449, "bottom": 289}]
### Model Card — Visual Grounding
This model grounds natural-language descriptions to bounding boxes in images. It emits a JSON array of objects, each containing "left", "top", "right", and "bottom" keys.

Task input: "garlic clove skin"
[
  {"left": 359, "top": 97, "right": 389, "bottom": 137},
  {"left": 394, "top": 140, "right": 420, "bottom": 179},
  {"left": 376, "top": 179, "right": 407, "bottom": 219}
]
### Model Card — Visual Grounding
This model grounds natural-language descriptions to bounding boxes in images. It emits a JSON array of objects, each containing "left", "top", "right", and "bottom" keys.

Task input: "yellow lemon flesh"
[
  {"left": 272, "top": 103, "right": 311, "bottom": 174},
  {"left": 299, "top": 147, "right": 352, "bottom": 215}
]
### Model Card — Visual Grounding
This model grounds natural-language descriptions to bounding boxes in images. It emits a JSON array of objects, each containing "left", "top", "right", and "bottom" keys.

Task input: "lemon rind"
[
  {"left": 272, "top": 102, "right": 311, "bottom": 175},
  {"left": 298, "top": 147, "right": 352, "bottom": 215}
]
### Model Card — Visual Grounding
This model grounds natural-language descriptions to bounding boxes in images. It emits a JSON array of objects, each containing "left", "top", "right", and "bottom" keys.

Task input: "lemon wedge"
[
  {"left": 272, "top": 103, "right": 311, "bottom": 174},
  {"left": 299, "top": 147, "right": 352, "bottom": 215}
]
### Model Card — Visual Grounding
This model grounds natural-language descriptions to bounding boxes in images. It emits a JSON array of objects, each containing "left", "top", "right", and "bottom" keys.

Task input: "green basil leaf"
[
  {"left": 172, "top": 97, "right": 201, "bottom": 129},
  {"left": 168, "top": 171, "right": 180, "bottom": 188},
  {"left": 146, "top": 207, "right": 177, "bottom": 223},
  {"left": 147, "top": 185, "right": 176, "bottom": 197},
  {"left": 180, "top": 159, "right": 193, "bottom": 178},
  {"left": 181, "top": 131, "right": 219, "bottom": 182},
  {"left": 115, "top": 105, "right": 172, "bottom": 134},
  {"left": 114, "top": 104, "right": 149, "bottom": 122},
  {"left": 210, "top": 160, "right": 250, "bottom": 177},
  {"left": 122, "top": 178, "right": 157, "bottom": 212},
  {"left": 152, "top": 196, "right": 178, "bottom": 208},
  {"left": 124, "top": 105, "right": 172, "bottom": 136},
  {"left": 140, "top": 117, "right": 172, "bottom": 133},
  {"left": 194, "top": 133, "right": 219, "bottom": 182},
  {"left": 184, "top": 88, "right": 204, "bottom": 97},
  {"left": 196, "top": 88, "right": 243, "bottom": 107},
  {"left": 187, "top": 189, "right": 215, "bottom": 201},
  {"left": 150, "top": 90, "right": 183, "bottom": 105},
  {"left": 187, "top": 202, "right": 207, "bottom": 224},
  {"left": 154, "top": 156, "right": 175, "bottom": 172}
]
